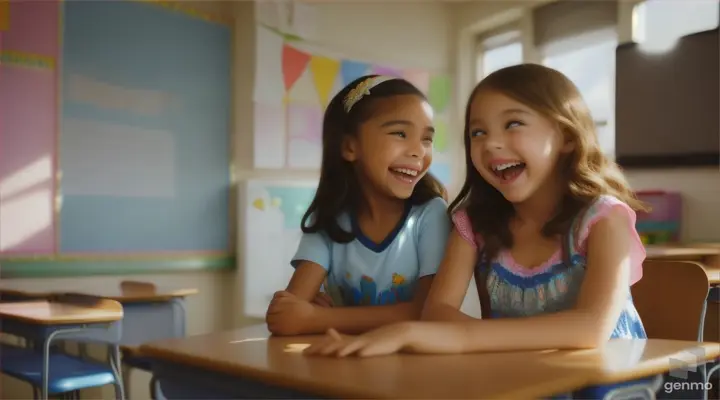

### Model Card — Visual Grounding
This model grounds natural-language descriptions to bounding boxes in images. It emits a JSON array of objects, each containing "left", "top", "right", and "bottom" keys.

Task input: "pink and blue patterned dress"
[{"left": 453, "top": 195, "right": 650, "bottom": 398}]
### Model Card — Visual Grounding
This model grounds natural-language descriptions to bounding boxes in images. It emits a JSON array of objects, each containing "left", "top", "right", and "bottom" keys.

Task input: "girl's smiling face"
[
  {"left": 467, "top": 90, "right": 572, "bottom": 204},
  {"left": 342, "top": 94, "right": 435, "bottom": 200}
]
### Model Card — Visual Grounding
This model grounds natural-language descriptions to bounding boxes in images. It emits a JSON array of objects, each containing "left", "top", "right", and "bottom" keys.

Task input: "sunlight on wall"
[
  {"left": 0, "top": 155, "right": 53, "bottom": 251},
  {"left": 0, "top": 155, "right": 52, "bottom": 199}
]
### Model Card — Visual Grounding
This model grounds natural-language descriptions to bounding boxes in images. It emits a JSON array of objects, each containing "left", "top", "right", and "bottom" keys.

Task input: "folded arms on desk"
[{"left": 265, "top": 261, "right": 432, "bottom": 336}]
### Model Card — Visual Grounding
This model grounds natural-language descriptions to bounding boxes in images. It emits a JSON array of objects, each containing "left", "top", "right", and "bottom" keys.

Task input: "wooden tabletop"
[
  {"left": 645, "top": 245, "right": 720, "bottom": 260},
  {"left": 139, "top": 325, "right": 720, "bottom": 399},
  {"left": 541, "top": 338, "right": 720, "bottom": 384},
  {"left": 0, "top": 283, "right": 55, "bottom": 299},
  {"left": 0, "top": 299, "right": 123, "bottom": 325},
  {"left": 63, "top": 288, "right": 198, "bottom": 303}
]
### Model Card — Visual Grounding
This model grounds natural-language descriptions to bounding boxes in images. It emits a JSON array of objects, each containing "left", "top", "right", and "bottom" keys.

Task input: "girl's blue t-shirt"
[{"left": 291, "top": 197, "right": 450, "bottom": 306}]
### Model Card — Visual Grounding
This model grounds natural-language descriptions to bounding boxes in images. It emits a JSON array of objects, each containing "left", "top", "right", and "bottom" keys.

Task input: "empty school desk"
[
  {"left": 139, "top": 325, "right": 720, "bottom": 400},
  {"left": 64, "top": 285, "right": 198, "bottom": 347},
  {"left": 646, "top": 245, "right": 720, "bottom": 266},
  {"left": 0, "top": 283, "right": 55, "bottom": 302},
  {"left": 0, "top": 299, "right": 125, "bottom": 399}
]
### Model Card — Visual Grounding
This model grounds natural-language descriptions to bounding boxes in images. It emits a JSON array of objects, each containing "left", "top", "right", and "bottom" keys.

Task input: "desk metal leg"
[
  {"left": 40, "top": 327, "right": 126, "bottom": 400},
  {"left": 604, "top": 374, "right": 663, "bottom": 400}
]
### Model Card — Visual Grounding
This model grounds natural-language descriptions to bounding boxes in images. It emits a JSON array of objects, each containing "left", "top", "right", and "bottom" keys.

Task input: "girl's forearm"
[
  {"left": 311, "top": 302, "right": 419, "bottom": 334},
  {"left": 406, "top": 311, "right": 604, "bottom": 354},
  {"left": 422, "top": 303, "right": 478, "bottom": 322}
]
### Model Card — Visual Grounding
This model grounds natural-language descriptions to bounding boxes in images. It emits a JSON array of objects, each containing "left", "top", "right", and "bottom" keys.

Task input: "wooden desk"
[
  {"left": 64, "top": 286, "right": 198, "bottom": 303},
  {"left": 0, "top": 299, "right": 125, "bottom": 399},
  {"left": 646, "top": 245, "right": 720, "bottom": 284},
  {"left": 0, "top": 283, "right": 55, "bottom": 301},
  {"left": 0, "top": 299, "right": 123, "bottom": 325},
  {"left": 645, "top": 245, "right": 719, "bottom": 262},
  {"left": 541, "top": 339, "right": 720, "bottom": 384},
  {"left": 139, "top": 325, "right": 720, "bottom": 399}
]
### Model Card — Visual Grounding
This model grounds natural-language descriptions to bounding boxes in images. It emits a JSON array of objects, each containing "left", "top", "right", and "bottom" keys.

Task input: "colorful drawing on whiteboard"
[
  {"left": 243, "top": 179, "right": 318, "bottom": 318},
  {"left": 252, "top": 25, "right": 453, "bottom": 174}
]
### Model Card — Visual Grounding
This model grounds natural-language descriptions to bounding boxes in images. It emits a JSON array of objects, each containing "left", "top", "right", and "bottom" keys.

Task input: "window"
[
  {"left": 476, "top": 29, "right": 523, "bottom": 82},
  {"left": 634, "top": 0, "right": 719, "bottom": 51},
  {"left": 542, "top": 30, "right": 618, "bottom": 157},
  {"left": 479, "top": 42, "right": 523, "bottom": 80}
]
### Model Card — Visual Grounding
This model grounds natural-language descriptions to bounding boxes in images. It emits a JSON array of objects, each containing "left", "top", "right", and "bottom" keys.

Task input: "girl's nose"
[
  {"left": 407, "top": 139, "right": 426, "bottom": 158},
  {"left": 484, "top": 132, "right": 505, "bottom": 150}
]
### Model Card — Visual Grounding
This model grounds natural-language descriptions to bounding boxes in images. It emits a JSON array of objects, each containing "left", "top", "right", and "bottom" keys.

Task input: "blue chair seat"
[{"left": 0, "top": 345, "right": 116, "bottom": 395}]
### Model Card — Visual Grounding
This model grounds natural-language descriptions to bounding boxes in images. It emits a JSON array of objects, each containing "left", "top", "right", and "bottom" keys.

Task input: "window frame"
[{"left": 475, "top": 23, "right": 523, "bottom": 82}]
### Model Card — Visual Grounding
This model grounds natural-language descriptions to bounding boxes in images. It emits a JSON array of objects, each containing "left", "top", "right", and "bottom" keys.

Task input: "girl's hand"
[
  {"left": 266, "top": 291, "right": 316, "bottom": 335},
  {"left": 304, "top": 323, "right": 415, "bottom": 358},
  {"left": 311, "top": 292, "right": 334, "bottom": 308}
]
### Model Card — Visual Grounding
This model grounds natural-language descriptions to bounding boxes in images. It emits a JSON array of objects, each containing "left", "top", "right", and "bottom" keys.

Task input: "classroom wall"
[
  {"left": 1, "top": 1, "right": 455, "bottom": 399},
  {"left": 452, "top": 0, "right": 720, "bottom": 243}
]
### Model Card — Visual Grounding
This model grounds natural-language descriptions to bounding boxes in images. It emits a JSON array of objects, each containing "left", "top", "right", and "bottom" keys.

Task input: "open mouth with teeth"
[
  {"left": 491, "top": 161, "right": 526, "bottom": 182},
  {"left": 389, "top": 167, "right": 420, "bottom": 183}
]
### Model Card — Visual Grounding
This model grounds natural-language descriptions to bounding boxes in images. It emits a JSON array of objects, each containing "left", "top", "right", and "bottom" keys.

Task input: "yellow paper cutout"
[
  {"left": 0, "top": 1, "right": 9, "bottom": 32},
  {"left": 309, "top": 55, "right": 341, "bottom": 107},
  {"left": 271, "top": 197, "right": 281, "bottom": 207},
  {"left": 0, "top": 50, "right": 55, "bottom": 69},
  {"left": 252, "top": 198, "right": 265, "bottom": 211}
]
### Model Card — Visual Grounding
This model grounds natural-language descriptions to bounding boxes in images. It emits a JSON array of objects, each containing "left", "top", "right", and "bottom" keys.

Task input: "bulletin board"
[
  {"left": 59, "top": 1, "right": 232, "bottom": 252},
  {"left": 0, "top": 0, "right": 59, "bottom": 255}
]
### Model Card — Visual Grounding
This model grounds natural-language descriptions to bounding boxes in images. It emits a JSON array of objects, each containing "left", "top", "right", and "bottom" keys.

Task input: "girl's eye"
[
  {"left": 390, "top": 131, "right": 406, "bottom": 138},
  {"left": 423, "top": 136, "right": 434, "bottom": 143},
  {"left": 469, "top": 129, "right": 485, "bottom": 138},
  {"left": 506, "top": 120, "right": 523, "bottom": 129}
]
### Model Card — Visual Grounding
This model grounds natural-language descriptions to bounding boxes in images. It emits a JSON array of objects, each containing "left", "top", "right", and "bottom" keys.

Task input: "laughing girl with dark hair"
[{"left": 266, "top": 75, "right": 450, "bottom": 336}]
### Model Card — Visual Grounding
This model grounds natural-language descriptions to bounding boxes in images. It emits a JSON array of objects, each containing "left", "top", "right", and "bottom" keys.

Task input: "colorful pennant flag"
[
  {"left": 340, "top": 59, "right": 369, "bottom": 87},
  {"left": 310, "top": 55, "right": 341, "bottom": 107},
  {"left": 281, "top": 44, "right": 311, "bottom": 92},
  {"left": 403, "top": 69, "right": 430, "bottom": 94},
  {"left": 434, "top": 118, "right": 448, "bottom": 152},
  {"left": 372, "top": 65, "right": 402, "bottom": 78},
  {"left": 428, "top": 75, "right": 451, "bottom": 113}
]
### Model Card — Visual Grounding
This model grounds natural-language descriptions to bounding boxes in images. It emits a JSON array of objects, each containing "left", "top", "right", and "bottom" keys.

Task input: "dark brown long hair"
[
  {"left": 449, "top": 64, "right": 649, "bottom": 260},
  {"left": 302, "top": 75, "right": 446, "bottom": 243}
]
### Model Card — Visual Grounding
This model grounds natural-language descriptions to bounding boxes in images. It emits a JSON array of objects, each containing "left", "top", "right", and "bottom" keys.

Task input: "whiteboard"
[{"left": 240, "top": 178, "right": 318, "bottom": 318}]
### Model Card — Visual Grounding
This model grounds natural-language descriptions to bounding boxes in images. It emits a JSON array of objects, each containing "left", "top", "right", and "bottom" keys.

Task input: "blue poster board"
[{"left": 60, "top": 1, "right": 231, "bottom": 252}]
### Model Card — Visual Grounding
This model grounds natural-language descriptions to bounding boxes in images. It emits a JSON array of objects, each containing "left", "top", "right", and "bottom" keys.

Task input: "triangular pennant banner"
[
  {"left": 340, "top": 60, "right": 369, "bottom": 87},
  {"left": 428, "top": 75, "right": 451, "bottom": 113},
  {"left": 281, "top": 44, "right": 311, "bottom": 92},
  {"left": 310, "top": 55, "right": 341, "bottom": 107},
  {"left": 372, "top": 65, "right": 402, "bottom": 78},
  {"left": 403, "top": 69, "right": 430, "bottom": 94}
]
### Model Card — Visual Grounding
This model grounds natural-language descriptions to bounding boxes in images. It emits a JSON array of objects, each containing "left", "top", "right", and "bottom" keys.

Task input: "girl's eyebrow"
[
  {"left": 380, "top": 119, "right": 413, "bottom": 127},
  {"left": 380, "top": 120, "right": 435, "bottom": 133},
  {"left": 470, "top": 108, "right": 531, "bottom": 125},
  {"left": 502, "top": 108, "right": 531, "bottom": 115}
]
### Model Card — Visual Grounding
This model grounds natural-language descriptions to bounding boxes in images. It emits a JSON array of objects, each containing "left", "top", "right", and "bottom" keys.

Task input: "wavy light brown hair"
[{"left": 449, "top": 64, "right": 649, "bottom": 261}]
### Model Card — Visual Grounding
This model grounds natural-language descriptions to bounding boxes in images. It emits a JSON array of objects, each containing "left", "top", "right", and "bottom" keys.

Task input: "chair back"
[{"left": 631, "top": 260, "right": 709, "bottom": 341}]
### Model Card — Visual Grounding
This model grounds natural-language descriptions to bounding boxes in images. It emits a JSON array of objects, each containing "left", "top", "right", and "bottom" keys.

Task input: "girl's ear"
[{"left": 341, "top": 135, "right": 358, "bottom": 162}]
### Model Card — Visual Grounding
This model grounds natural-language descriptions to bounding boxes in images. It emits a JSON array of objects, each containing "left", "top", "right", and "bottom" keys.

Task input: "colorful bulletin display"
[
  {"left": 252, "top": 25, "right": 454, "bottom": 187},
  {"left": 59, "top": 1, "right": 231, "bottom": 252},
  {"left": 243, "top": 178, "right": 318, "bottom": 317},
  {"left": 0, "top": 0, "right": 60, "bottom": 255}
]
